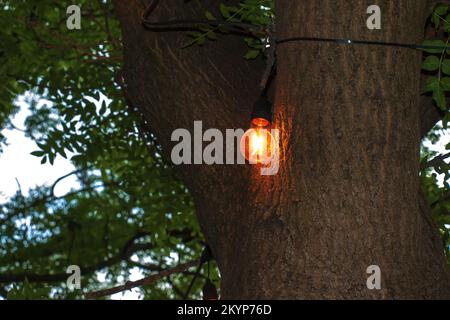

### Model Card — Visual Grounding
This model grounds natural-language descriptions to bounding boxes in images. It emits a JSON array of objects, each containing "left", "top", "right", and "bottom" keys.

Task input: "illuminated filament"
[
  {"left": 250, "top": 130, "right": 267, "bottom": 158},
  {"left": 240, "top": 128, "right": 276, "bottom": 165}
]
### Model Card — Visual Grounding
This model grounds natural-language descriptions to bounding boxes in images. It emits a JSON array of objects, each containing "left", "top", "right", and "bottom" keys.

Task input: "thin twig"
[{"left": 49, "top": 169, "right": 87, "bottom": 197}]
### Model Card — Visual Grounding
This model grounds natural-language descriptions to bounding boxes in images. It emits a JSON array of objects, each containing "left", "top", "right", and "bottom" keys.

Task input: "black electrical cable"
[
  {"left": 275, "top": 36, "right": 450, "bottom": 51},
  {"left": 141, "top": 1, "right": 450, "bottom": 52},
  {"left": 141, "top": 0, "right": 264, "bottom": 38},
  {"left": 182, "top": 245, "right": 213, "bottom": 300}
]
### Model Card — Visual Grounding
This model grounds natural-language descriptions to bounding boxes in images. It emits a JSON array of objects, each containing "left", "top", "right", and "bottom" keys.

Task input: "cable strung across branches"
[{"left": 141, "top": 1, "right": 450, "bottom": 52}]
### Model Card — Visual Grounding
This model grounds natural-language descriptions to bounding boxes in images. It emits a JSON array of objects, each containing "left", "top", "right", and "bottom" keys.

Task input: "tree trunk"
[{"left": 114, "top": 0, "right": 450, "bottom": 299}]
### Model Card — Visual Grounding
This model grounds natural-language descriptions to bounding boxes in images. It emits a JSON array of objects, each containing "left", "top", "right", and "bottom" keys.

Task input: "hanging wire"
[
  {"left": 182, "top": 245, "right": 213, "bottom": 299},
  {"left": 207, "top": 260, "right": 210, "bottom": 279},
  {"left": 141, "top": 0, "right": 264, "bottom": 38},
  {"left": 140, "top": 1, "right": 450, "bottom": 52}
]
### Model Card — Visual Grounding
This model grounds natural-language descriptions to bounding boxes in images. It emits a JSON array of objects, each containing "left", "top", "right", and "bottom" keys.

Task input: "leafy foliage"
[
  {"left": 187, "top": 0, "right": 274, "bottom": 59},
  {"left": 0, "top": 0, "right": 216, "bottom": 299},
  {"left": 422, "top": 5, "right": 450, "bottom": 112},
  {"left": 420, "top": 4, "right": 450, "bottom": 265},
  {"left": 421, "top": 126, "right": 450, "bottom": 265}
]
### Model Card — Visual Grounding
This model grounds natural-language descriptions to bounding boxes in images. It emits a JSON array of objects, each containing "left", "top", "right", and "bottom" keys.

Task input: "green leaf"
[
  {"left": 36, "top": 142, "right": 48, "bottom": 151},
  {"left": 244, "top": 49, "right": 260, "bottom": 60},
  {"left": 30, "top": 150, "right": 45, "bottom": 157},
  {"left": 442, "top": 59, "right": 450, "bottom": 75},
  {"left": 48, "top": 153, "right": 55, "bottom": 165},
  {"left": 443, "top": 113, "right": 450, "bottom": 128},
  {"left": 58, "top": 147, "right": 67, "bottom": 159},
  {"left": 433, "top": 85, "right": 447, "bottom": 110},
  {"left": 205, "top": 11, "right": 215, "bottom": 21},
  {"left": 196, "top": 36, "right": 206, "bottom": 46},
  {"left": 99, "top": 104, "right": 107, "bottom": 115},
  {"left": 424, "top": 76, "right": 439, "bottom": 93},
  {"left": 433, "top": 13, "right": 441, "bottom": 29},
  {"left": 444, "top": 15, "right": 450, "bottom": 32},
  {"left": 435, "top": 4, "right": 448, "bottom": 16},
  {"left": 220, "top": 3, "right": 231, "bottom": 18},
  {"left": 422, "top": 55, "right": 440, "bottom": 71},
  {"left": 422, "top": 40, "right": 446, "bottom": 54},
  {"left": 441, "top": 77, "right": 450, "bottom": 91}
]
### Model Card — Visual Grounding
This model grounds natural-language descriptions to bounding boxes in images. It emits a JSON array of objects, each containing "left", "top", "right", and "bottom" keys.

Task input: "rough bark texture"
[{"left": 114, "top": 0, "right": 450, "bottom": 299}]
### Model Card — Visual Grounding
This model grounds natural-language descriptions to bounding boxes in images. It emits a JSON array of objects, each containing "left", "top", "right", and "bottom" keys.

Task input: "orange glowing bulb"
[
  {"left": 250, "top": 130, "right": 266, "bottom": 156},
  {"left": 240, "top": 127, "right": 274, "bottom": 164}
]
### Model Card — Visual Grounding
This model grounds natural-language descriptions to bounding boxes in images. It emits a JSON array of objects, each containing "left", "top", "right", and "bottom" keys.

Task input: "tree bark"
[{"left": 114, "top": 0, "right": 450, "bottom": 299}]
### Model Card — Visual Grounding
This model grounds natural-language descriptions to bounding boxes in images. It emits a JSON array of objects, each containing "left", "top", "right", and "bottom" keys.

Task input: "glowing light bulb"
[
  {"left": 240, "top": 126, "right": 274, "bottom": 164},
  {"left": 250, "top": 129, "right": 266, "bottom": 157},
  {"left": 241, "top": 94, "right": 277, "bottom": 165}
]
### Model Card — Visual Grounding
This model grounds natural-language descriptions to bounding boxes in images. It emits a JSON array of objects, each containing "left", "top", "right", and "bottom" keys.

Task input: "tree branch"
[
  {"left": 86, "top": 259, "right": 199, "bottom": 299},
  {"left": 421, "top": 151, "right": 450, "bottom": 170},
  {"left": 49, "top": 169, "right": 88, "bottom": 197},
  {"left": 127, "top": 259, "right": 208, "bottom": 280},
  {"left": 0, "top": 181, "right": 119, "bottom": 225},
  {"left": 0, "top": 233, "right": 153, "bottom": 284}
]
